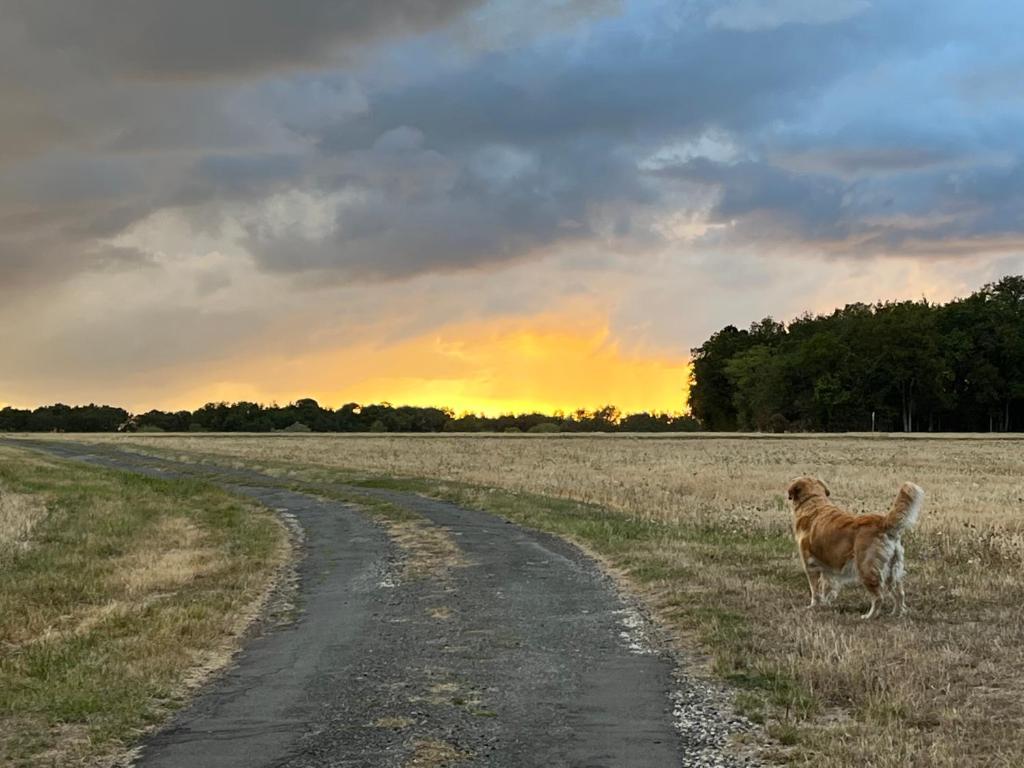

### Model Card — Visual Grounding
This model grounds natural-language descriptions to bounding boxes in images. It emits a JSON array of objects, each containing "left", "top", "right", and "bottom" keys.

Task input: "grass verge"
[{"left": 0, "top": 446, "right": 288, "bottom": 767}]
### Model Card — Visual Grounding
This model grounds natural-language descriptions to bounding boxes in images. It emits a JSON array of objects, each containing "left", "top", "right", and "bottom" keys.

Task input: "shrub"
[{"left": 527, "top": 422, "right": 560, "bottom": 433}]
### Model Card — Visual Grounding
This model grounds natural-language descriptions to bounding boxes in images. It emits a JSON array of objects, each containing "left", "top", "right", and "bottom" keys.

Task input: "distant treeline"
[
  {"left": 689, "top": 275, "right": 1024, "bottom": 433},
  {"left": 0, "top": 400, "right": 699, "bottom": 434}
]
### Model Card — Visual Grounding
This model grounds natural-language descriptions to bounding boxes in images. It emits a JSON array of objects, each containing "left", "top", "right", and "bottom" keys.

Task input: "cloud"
[
  {"left": 235, "top": 132, "right": 657, "bottom": 279},
  {"left": 321, "top": 16, "right": 858, "bottom": 153},
  {"left": 773, "top": 146, "right": 961, "bottom": 177},
  {"left": 0, "top": 1, "right": 482, "bottom": 295},
  {"left": 655, "top": 157, "right": 850, "bottom": 240},
  {"left": 652, "top": 151, "right": 1024, "bottom": 259},
  {"left": 707, "top": 0, "right": 870, "bottom": 31},
  {"left": 3, "top": 0, "right": 981, "bottom": 294},
  {"left": 223, "top": 7, "right": 876, "bottom": 279},
  {"left": 4, "top": 0, "right": 483, "bottom": 80}
]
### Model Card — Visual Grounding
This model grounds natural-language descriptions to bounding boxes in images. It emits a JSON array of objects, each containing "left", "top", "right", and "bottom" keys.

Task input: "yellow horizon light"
[{"left": 142, "top": 310, "right": 692, "bottom": 417}]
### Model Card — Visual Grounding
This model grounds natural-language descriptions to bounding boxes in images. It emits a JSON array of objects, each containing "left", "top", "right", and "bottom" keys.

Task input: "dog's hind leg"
[
  {"left": 859, "top": 567, "right": 883, "bottom": 619},
  {"left": 891, "top": 581, "right": 906, "bottom": 616},
  {"left": 861, "top": 586, "right": 882, "bottom": 620},
  {"left": 887, "top": 544, "right": 907, "bottom": 616},
  {"left": 820, "top": 576, "right": 840, "bottom": 605},
  {"left": 857, "top": 540, "right": 890, "bottom": 619}
]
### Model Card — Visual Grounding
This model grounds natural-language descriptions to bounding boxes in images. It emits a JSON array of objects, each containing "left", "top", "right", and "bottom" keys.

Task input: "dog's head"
[{"left": 787, "top": 476, "right": 830, "bottom": 509}]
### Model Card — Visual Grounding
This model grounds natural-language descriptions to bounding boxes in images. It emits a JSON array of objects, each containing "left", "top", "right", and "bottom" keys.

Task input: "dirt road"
[{"left": 8, "top": 440, "right": 742, "bottom": 767}]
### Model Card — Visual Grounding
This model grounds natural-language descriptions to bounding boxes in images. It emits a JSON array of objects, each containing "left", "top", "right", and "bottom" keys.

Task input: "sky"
[{"left": 2, "top": 0, "right": 1023, "bottom": 415}]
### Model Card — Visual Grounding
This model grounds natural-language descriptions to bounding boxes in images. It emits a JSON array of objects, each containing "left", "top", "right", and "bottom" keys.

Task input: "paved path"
[{"left": 7, "top": 440, "right": 685, "bottom": 767}]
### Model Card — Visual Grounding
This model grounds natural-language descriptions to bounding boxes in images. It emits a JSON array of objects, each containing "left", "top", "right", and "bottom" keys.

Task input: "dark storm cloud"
[
  {"left": 0, "top": 227, "right": 157, "bottom": 298},
  {"left": 775, "top": 146, "right": 962, "bottom": 176},
  {"left": 320, "top": 19, "right": 862, "bottom": 153},
  {"left": 0, "top": 0, "right": 483, "bottom": 293},
  {"left": 192, "top": 154, "right": 307, "bottom": 198},
  {"left": 247, "top": 0, "right": 1024, "bottom": 278},
  {"left": 5, "top": 0, "right": 482, "bottom": 80},
  {"left": 244, "top": 135, "right": 656, "bottom": 279},
  {"left": 2, "top": 0, "right": 1024, "bottom": 297},
  {"left": 245, "top": 11, "right": 879, "bottom": 277},
  {"left": 655, "top": 157, "right": 851, "bottom": 241},
  {"left": 0, "top": 147, "right": 169, "bottom": 289},
  {"left": 655, "top": 153, "right": 1024, "bottom": 256}
]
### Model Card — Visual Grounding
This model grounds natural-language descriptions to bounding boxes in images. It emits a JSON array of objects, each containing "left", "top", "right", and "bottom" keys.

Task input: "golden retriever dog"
[{"left": 787, "top": 477, "right": 924, "bottom": 619}]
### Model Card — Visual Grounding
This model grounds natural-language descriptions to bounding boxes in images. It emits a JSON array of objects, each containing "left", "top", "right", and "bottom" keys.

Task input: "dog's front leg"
[{"left": 803, "top": 564, "right": 823, "bottom": 608}]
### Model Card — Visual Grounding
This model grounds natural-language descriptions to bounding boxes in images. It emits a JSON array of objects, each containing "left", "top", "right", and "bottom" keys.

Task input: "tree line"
[
  {"left": 0, "top": 399, "right": 699, "bottom": 434},
  {"left": 689, "top": 275, "right": 1024, "bottom": 432}
]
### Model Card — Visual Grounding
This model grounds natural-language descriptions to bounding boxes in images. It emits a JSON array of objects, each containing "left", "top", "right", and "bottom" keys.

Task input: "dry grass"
[
  {"left": 0, "top": 487, "right": 47, "bottom": 559},
  {"left": 0, "top": 445, "right": 287, "bottom": 767},
  {"left": 27, "top": 433, "right": 1024, "bottom": 766},
  {"left": 405, "top": 738, "right": 466, "bottom": 767},
  {"left": 386, "top": 519, "right": 468, "bottom": 581},
  {"left": 47, "top": 432, "right": 1024, "bottom": 532}
]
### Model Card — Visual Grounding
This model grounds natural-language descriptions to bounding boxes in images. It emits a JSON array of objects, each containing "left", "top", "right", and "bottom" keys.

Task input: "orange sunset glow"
[{"left": 160, "top": 311, "right": 691, "bottom": 417}]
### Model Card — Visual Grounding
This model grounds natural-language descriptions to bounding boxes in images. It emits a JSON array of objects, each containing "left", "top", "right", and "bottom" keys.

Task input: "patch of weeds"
[
  {"left": 734, "top": 692, "right": 766, "bottom": 724},
  {"left": 768, "top": 721, "right": 801, "bottom": 746}
]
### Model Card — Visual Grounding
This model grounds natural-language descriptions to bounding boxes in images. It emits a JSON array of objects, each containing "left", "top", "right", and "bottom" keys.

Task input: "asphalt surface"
[{"left": 6, "top": 440, "right": 687, "bottom": 767}]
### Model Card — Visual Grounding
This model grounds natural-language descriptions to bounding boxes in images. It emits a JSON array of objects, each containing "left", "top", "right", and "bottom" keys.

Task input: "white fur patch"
[
  {"left": 898, "top": 483, "right": 924, "bottom": 532},
  {"left": 877, "top": 536, "right": 898, "bottom": 585}
]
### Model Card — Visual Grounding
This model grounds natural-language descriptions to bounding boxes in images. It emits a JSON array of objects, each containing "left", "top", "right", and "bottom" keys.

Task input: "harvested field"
[{"left": 45, "top": 431, "right": 1024, "bottom": 530}]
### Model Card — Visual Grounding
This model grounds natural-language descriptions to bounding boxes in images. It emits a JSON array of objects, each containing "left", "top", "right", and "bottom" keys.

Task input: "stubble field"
[{"left": 21, "top": 433, "right": 1024, "bottom": 766}]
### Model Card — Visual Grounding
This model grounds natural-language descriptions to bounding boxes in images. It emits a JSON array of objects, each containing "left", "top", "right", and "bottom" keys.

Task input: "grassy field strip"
[
  {"left": 0, "top": 445, "right": 288, "bottom": 767},
  {"left": 0, "top": 488, "right": 47, "bottom": 558},
  {"left": 34, "top": 433, "right": 1024, "bottom": 768}
]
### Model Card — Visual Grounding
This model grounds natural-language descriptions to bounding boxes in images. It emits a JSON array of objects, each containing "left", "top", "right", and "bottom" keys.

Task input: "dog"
[{"left": 786, "top": 476, "right": 924, "bottom": 619}]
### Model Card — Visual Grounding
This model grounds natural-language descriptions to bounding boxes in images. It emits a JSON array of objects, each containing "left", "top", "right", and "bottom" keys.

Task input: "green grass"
[{"left": 0, "top": 447, "right": 287, "bottom": 767}]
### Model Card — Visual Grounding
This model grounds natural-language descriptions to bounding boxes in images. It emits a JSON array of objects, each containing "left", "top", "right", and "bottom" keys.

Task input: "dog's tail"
[{"left": 884, "top": 482, "right": 924, "bottom": 535}]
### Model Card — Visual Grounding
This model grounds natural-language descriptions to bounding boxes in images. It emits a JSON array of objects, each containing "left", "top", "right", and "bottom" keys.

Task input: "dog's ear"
[
  {"left": 821, "top": 479, "right": 831, "bottom": 497},
  {"left": 787, "top": 478, "right": 803, "bottom": 501}
]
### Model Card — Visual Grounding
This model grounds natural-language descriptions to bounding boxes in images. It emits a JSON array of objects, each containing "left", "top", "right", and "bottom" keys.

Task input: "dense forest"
[
  {"left": 689, "top": 275, "right": 1024, "bottom": 432},
  {"left": 0, "top": 400, "right": 699, "bottom": 434}
]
